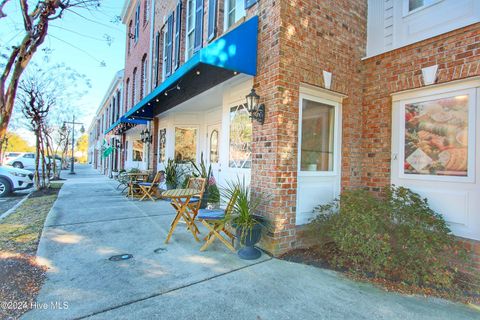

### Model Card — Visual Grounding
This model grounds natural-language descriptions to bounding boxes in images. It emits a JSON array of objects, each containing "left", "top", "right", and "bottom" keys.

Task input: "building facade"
[
  {"left": 88, "top": 70, "right": 125, "bottom": 176},
  {"left": 102, "top": 0, "right": 480, "bottom": 262}
]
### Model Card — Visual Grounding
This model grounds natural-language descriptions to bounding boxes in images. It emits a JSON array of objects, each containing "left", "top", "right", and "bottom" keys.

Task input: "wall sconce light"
[
  {"left": 140, "top": 128, "right": 153, "bottom": 144},
  {"left": 115, "top": 140, "right": 122, "bottom": 150},
  {"left": 245, "top": 88, "right": 265, "bottom": 125},
  {"left": 128, "top": 33, "right": 135, "bottom": 39}
]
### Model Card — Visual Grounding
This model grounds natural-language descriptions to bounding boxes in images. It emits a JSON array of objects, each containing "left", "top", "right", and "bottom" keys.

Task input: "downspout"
[{"left": 146, "top": 0, "right": 156, "bottom": 171}]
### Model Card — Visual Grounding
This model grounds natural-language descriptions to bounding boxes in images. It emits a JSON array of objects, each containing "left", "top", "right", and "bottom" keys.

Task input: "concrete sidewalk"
[{"left": 23, "top": 165, "right": 480, "bottom": 319}]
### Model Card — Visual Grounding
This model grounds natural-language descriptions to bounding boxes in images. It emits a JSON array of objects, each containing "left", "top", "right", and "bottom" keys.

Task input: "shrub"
[{"left": 306, "top": 186, "right": 468, "bottom": 289}]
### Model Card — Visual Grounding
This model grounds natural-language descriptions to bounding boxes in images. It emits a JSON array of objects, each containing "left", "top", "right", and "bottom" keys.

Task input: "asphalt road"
[{"left": 0, "top": 189, "right": 32, "bottom": 215}]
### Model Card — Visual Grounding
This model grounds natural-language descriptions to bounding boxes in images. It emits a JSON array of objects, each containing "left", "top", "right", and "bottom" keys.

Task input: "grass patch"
[
  {"left": 0, "top": 185, "right": 61, "bottom": 319},
  {"left": 0, "top": 188, "right": 60, "bottom": 255}
]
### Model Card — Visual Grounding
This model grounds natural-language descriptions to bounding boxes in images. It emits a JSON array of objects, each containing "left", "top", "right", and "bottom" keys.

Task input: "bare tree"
[
  {"left": 18, "top": 76, "right": 55, "bottom": 189},
  {"left": 0, "top": 0, "right": 100, "bottom": 159}
]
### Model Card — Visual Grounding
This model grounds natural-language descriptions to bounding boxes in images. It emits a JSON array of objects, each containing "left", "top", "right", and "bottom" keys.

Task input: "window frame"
[
  {"left": 134, "top": 2, "right": 140, "bottom": 42},
  {"left": 297, "top": 93, "right": 341, "bottom": 177},
  {"left": 185, "top": 0, "right": 196, "bottom": 61},
  {"left": 403, "top": 0, "right": 443, "bottom": 17},
  {"left": 162, "top": 28, "right": 168, "bottom": 81},
  {"left": 174, "top": 125, "right": 199, "bottom": 164},
  {"left": 228, "top": 103, "right": 252, "bottom": 169},
  {"left": 141, "top": 54, "right": 147, "bottom": 99},
  {"left": 224, "top": 0, "right": 245, "bottom": 31},
  {"left": 397, "top": 88, "right": 476, "bottom": 183}
]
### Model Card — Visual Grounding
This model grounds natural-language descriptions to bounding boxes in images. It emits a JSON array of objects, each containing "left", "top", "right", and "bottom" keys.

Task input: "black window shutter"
[
  {"left": 194, "top": 0, "right": 204, "bottom": 52},
  {"left": 207, "top": 0, "right": 216, "bottom": 41},
  {"left": 174, "top": 2, "right": 182, "bottom": 70},
  {"left": 166, "top": 14, "right": 174, "bottom": 76},
  {"left": 244, "top": 0, "right": 257, "bottom": 9}
]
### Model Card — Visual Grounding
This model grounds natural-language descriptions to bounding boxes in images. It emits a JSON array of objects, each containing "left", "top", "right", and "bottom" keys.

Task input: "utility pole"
[{"left": 63, "top": 115, "right": 85, "bottom": 175}]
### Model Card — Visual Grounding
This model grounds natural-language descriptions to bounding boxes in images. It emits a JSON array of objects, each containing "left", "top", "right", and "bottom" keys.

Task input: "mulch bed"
[
  {"left": 0, "top": 253, "right": 47, "bottom": 319},
  {"left": 280, "top": 246, "right": 480, "bottom": 306},
  {"left": 0, "top": 186, "right": 61, "bottom": 319}
]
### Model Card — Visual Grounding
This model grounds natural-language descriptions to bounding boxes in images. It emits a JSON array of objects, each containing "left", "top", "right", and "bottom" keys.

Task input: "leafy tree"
[
  {"left": 76, "top": 134, "right": 88, "bottom": 163},
  {"left": 3, "top": 132, "right": 34, "bottom": 152},
  {"left": 0, "top": 0, "right": 100, "bottom": 160}
]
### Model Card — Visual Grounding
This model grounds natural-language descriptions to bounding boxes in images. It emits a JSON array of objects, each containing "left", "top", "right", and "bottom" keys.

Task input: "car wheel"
[
  {"left": 0, "top": 178, "right": 12, "bottom": 197},
  {"left": 12, "top": 161, "right": 23, "bottom": 169}
]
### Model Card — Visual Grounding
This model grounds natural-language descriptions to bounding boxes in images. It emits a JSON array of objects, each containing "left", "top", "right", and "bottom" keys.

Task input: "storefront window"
[
  {"left": 158, "top": 128, "right": 166, "bottom": 163},
  {"left": 229, "top": 104, "right": 251, "bottom": 169},
  {"left": 300, "top": 99, "right": 335, "bottom": 171},
  {"left": 210, "top": 129, "right": 219, "bottom": 164},
  {"left": 404, "top": 95, "right": 469, "bottom": 177},
  {"left": 133, "top": 140, "right": 144, "bottom": 161},
  {"left": 175, "top": 127, "right": 197, "bottom": 163}
]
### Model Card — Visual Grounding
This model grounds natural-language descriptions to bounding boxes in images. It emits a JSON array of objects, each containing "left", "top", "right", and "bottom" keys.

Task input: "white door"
[
  {"left": 391, "top": 83, "right": 480, "bottom": 241},
  {"left": 296, "top": 92, "right": 342, "bottom": 225},
  {"left": 207, "top": 124, "right": 221, "bottom": 184}
]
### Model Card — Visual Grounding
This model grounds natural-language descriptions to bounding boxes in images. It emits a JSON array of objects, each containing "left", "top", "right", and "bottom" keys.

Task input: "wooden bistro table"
[
  {"left": 163, "top": 188, "right": 201, "bottom": 244},
  {"left": 126, "top": 172, "right": 149, "bottom": 199}
]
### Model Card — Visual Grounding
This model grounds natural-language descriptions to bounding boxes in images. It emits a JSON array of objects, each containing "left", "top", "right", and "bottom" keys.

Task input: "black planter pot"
[
  {"left": 236, "top": 223, "right": 263, "bottom": 260},
  {"left": 199, "top": 190, "right": 208, "bottom": 209}
]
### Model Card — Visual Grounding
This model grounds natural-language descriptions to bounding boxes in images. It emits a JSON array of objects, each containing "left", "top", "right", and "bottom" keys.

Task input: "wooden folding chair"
[
  {"left": 197, "top": 189, "right": 239, "bottom": 252},
  {"left": 137, "top": 171, "right": 164, "bottom": 201},
  {"left": 169, "top": 177, "right": 206, "bottom": 236}
]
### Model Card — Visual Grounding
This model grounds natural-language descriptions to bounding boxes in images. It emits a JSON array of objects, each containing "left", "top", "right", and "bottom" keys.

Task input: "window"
[
  {"left": 116, "top": 91, "right": 121, "bottom": 121},
  {"left": 175, "top": 127, "right": 197, "bottom": 163},
  {"left": 141, "top": 54, "right": 147, "bottom": 99},
  {"left": 125, "top": 141, "right": 129, "bottom": 160},
  {"left": 125, "top": 78, "right": 130, "bottom": 111},
  {"left": 229, "top": 104, "right": 251, "bottom": 168},
  {"left": 224, "top": 0, "right": 245, "bottom": 29},
  {"left": 132, "top": 68, "right": 137, "bottom": 105},
  {"left": 134, "top": 3, "right": 140, "bottom": 42},
  {"left": 186, "top": 0, "right": 195, "bottom": 60},
  {"left": 407, "top": 0, "right": 439, "bottom": 13},
  {"left": 162, "top": 29, "right": 168, "bottom": 80},
  {"left": 128, "top": 21, "right": 133, "bottom": 54},
  {"left": 403, "top": 93, "right": 471, "bottom": 178},
  {"left": 133, "top": 140, "right": 144, "bottom": 161},
  {"left": 300, "top": 99, "right": 335, "bottom": 172},
  {"left": 207, "top": 0, "right": 217, "bottom": 41},
  {"left": 158, "top": 128, "right": 166, "bottom": 163},
  {"left": 23, "top": 153, "right": 34, "bottom": 159},
  {"left": 209, "top": 129, "right": 219, "bottom": 163},
  {"left": 164, "top": 14, "right": 174, "bottom": 77}
]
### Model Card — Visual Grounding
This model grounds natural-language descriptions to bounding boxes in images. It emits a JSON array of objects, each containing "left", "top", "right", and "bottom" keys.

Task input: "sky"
[{"left": 0, "top": 0, "right": 127, "bottom": 144}]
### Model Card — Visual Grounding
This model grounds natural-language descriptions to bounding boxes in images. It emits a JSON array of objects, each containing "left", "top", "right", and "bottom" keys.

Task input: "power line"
[
  {"left": 65, "top": 8, "right": 124, "bottom": 33},
  {"left": 47, "top": 33, "right": 106, "bottom": 66},
  {"left": 50, "top": 25, "right": 110, "bottom": 42}
]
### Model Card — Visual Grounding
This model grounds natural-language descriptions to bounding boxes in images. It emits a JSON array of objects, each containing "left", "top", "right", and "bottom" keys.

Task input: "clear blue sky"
[{"left": 1, "top": 0, "right": 126, "bottom": 135}]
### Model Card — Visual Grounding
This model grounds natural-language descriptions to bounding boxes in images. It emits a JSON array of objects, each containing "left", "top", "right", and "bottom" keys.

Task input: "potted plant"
[
  {"left": 190, "top": 153, "right": 217, "bottom": 209},
  {"left": 224, "top": 177, "right": 267, "bottom": 260},
  {"left": 164, "top": 159, "right": 178, "bottom": 189}
]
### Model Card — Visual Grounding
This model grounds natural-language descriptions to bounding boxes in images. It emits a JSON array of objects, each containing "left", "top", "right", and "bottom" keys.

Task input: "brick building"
[{"left": 101, "top": 0, "right": 480, "bottom": 260}]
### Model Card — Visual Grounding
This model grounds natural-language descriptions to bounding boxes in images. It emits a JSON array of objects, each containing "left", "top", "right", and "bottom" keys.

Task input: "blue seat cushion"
[
  {"left": 188, "top": 197, "right": 200, "bottom": 203},
  {"left": 138, "top": 182, "right": 156, "bottom": 186},
  {"left": 197, "top": 209, "right": 225, "bottom": 220}
]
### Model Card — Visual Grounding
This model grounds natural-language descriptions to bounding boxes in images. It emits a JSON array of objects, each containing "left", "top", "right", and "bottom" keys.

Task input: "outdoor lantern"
[
  {"left": 245, "top": 88, "right": 265, "bottom": 125},
  {"left": 80, "top": 125, "right": 85, "bottom": 134}
]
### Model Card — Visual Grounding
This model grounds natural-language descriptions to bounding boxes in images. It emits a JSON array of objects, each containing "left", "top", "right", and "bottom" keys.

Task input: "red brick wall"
[
  {"left": 124, "top": 0, "right": 152, "bottom": 114},
  {"left": 361, "top": 23, "right": 480, "bottom": 192},
  {"left": 251, "top": 0, "right": 367, "bottom": 255}
]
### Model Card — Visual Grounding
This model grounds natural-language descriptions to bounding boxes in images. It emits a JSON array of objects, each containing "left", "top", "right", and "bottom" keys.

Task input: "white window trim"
[
  {"left": 227, "top": 103, "right": 252, "bottom": 170},
  {"left": 297, "top": 93, "right": 342, "bottom": 177},
  {"left": 134, "top": 2, "right": 141, "bottom": 42},
  {"left": 185, "top": 0, "right": 196, "bottom": 61},
  {"left": 223, "top": 0, "right": 246, "bottom": 31},
  {"left": 394, "top": 88, "right": 476, "bottom": 183},
  {"left": 142, "top": 57, "right": 148, "bottom": 98},
  {"left": 402, "top": 0, "right": 443, "bottom": 17}
]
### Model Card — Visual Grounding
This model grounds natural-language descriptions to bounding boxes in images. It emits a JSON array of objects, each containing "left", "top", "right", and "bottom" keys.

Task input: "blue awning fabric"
[{"left": 122, "top": 15, "right": 259, "bottom": 122}]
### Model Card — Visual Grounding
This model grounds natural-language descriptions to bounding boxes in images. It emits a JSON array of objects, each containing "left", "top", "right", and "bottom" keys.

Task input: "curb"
[{"left": 0, "top": 191, "right": 32, "bottom": 221}]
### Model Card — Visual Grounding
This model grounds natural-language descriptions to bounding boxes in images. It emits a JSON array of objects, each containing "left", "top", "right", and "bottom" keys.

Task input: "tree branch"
[{"left": 0, "top": 0, "right": 10, "bottom": 19}]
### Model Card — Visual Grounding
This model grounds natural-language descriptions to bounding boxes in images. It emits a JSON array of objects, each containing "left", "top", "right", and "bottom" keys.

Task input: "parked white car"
[
  {"left": 0, "top": 165, "right": 34, "bottom": 197},
  {"left": 5, "top": 152, "right": 62, "bottom": 170},
  {"left": 3, "top": 152, "right": 25, "bottom": 164}
]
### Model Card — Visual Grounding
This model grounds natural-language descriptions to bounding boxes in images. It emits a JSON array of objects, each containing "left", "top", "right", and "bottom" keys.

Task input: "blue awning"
[
  {"left": 105, "top": 116, "right": 148, "bottom": 135},
  {"left": 123, "top": 15, "right": 258, "bottom": 121}
]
